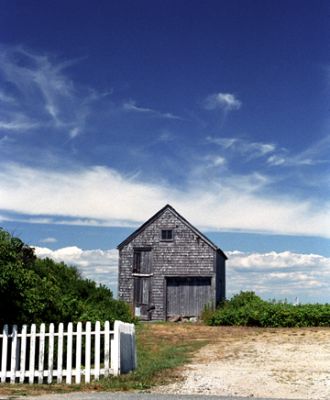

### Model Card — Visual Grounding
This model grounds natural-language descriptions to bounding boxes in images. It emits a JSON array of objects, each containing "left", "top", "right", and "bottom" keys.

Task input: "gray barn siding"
[
  {"left": 118, "top": 205, "right": 226, "bottom": 320},
  {"left": 216, "top": 253, "right": 226, "bottom": 304}
]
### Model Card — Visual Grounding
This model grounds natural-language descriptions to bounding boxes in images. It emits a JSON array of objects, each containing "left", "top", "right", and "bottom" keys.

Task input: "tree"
[{"left": 0, "top": 228, "right": 133, "bottom": 325}]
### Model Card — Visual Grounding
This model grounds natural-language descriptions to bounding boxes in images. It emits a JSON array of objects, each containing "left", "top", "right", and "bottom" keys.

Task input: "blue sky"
[{"left": 0, "top": 0, "right": 329, "bottom": 302}]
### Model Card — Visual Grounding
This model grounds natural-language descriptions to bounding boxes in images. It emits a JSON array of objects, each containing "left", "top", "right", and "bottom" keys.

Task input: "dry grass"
[{"left": 153, "top": 325, "right": 330, "bottom": 399}]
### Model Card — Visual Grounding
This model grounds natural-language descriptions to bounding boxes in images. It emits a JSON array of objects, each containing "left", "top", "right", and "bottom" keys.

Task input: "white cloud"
[
  {"left": 33, "top": 245, "right": 330, "bottom": 303},
  {"left": 123, "top": 100, "right": 154, "bottom": 113},
  {"left": 204, "top": 92, "right": 242, "bottom": 111},
  {"left": 0, "top": 45, "right": 96, "bottom": 137},
  {"left": 0, "top": 116, "right": 39, "bottom": 131},
  {"left": 267, "top": 134, "right": 330, "bottom": 167},
  {"left": 0, "top": 162, "right": 329, "bottom": 238},
  {"left": 207, "top": 134, "right": 330, "bottom": 169},
  {"left": 34, "top": 245, "right": 119, "bottom": 295},
  {"left": 206, "top": 155, "right": 227, "bottom": 167},
  {"left": 69, "top": 127, "right": 80, "bottom": 139},
  {"left": 207, "top": 136, "right": 276, "bottom": 159},
  {"left": 227, "top": 250, "right": 330, "bottom": 302},
  {"left": 39, "top": 237, "right": 57, "bottom": 243},
  {"left": 123, "top": 99, "right": 182, "bottom": 120}
]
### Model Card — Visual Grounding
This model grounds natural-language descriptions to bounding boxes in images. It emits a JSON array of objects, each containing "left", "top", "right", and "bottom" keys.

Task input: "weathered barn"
[{"left": 117, "top": 204, "right": 227, "bottom": 320}]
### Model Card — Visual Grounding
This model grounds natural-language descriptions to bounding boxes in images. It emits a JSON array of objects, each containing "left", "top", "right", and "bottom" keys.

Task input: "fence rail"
[{"left": 0, "top": 320, "right": 136, "bottom": 384}]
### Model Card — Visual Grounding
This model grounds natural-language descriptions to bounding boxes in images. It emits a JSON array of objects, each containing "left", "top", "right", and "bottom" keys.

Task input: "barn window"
[
  {"left": 161, "top": 229, "right": 173, "bottom": 241},
  {"left": 133, "top": 251, "right": 141, "bottom": 273},
  {"left": 133, "top": 248, "right": 152, "bottom": 273}
]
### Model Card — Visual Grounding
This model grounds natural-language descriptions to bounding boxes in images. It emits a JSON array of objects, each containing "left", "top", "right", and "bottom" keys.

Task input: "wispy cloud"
[
  {"left": 0, "top": 162, "right": 329, "bottom": 238},
  {"left": 0, "top": 45, "right": 98, "bottom": 137},
  {"left": 207, "top": 134, "right": 330, "bottom": 170},
  {"left": 39, "top": 237, "right": 57, "bottom": 244},
  {"left": 123, "top": 99, "right": 182, "bottom": 120},
  {"left": 205, "top": 155, "right": 227, "bottom": 167},
  {"left": 203, "top": 92, "right": 242, "bottom": 111},
  {"left": 267, "top": 134, "right": 330, "bottom": 167},
  {"left": 0, "top": 120, "right": 39, "bottom": 131},
  {"left": 207, "top": 136, "right": 276, "bottom": 159}
]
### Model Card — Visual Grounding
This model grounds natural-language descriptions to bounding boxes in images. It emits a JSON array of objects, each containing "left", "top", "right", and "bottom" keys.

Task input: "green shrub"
[
  {"left": 0, "top": 228, "right": 133, "bottom": 325},
  {"left": 205, "top": 291, "right": 330, "bottom": 328}
]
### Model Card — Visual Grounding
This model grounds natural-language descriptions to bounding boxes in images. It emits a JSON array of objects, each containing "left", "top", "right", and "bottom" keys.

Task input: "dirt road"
[{"left": 153, "top": 326, "right": 330, "bottom": 399}]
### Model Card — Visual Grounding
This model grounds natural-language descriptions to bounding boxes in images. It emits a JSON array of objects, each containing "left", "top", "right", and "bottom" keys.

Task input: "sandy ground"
[{"left": 153, "top": 327, "right": 330, "bottom": 399}]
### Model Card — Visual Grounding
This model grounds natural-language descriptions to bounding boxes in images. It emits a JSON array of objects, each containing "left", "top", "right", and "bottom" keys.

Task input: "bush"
[
  {"left": 0, "top": 228, "right": 133, "bottom": 325},
  {"left": 205, "top": 291, "right": 330, "bottom": 328}
]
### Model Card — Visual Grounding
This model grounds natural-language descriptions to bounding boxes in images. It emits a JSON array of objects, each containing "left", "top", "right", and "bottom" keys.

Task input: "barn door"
[
  {"left": 166, "top": 277, "right": 212, "bottom": 318},
  {"left": 134, "top": 277, "right": 151, "bottom": 316},
  {"left": 133, "top": 248, "right": 152, "bottom": 319}
]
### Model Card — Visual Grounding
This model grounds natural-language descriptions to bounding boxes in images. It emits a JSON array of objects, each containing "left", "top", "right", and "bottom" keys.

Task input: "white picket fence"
[{"left": 0, "top": 320, "right": 136, "bottom": 384}]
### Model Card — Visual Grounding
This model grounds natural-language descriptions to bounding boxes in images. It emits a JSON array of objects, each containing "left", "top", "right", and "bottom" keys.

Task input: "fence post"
[
  {"left": 132, "top": 324, "right": 137, "bottom": 370},
  {"left": 111, "top": 320, "right": 121, "bottom": 376}
]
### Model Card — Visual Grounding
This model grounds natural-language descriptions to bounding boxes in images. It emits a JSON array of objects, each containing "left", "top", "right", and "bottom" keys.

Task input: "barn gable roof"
[{"left": 117, "top": 204, "right": 227, "bottom": 259}]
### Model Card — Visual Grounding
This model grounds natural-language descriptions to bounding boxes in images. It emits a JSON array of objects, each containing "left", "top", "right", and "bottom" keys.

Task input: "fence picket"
[
  {"left": 1, "top": 325, "right": 8, "bottom": 383},
  {"left": 10, "top": 325, "right": 18, "bottom": 383},
  {"left": 19, "top": 325, "right": 27, "bottom": 383},
  {"left": 38, "top": 323, "right": 45, "bottom": 384},
  {"left": 94, "top": 321, "right": 101, "bottom": 380},
  {"left": 85, "top": 321, "right": 91, "bottom": 383},
  {"left": 75, "top": 322, "right": 82, "bottom": 384},
  {"left": 104, "top": 321, "right": 110, "bottom": 376},
  {"left": 0, "top": 320, "right": 135, "bottom": 385},
  {"left": 29, "top": 324, "right": 36, "bottom": 384},
  {"left": 66, "top": 323, "right": 73, "bottom": 384},
  {"left": 48, "top": 323, "right": 55, "bottom": 384},
  {"left": 57, "top": 323, "right": 64, "bottom": 383}
]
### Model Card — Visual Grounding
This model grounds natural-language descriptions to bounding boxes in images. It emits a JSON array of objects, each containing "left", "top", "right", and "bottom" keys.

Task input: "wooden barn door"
[
  {"left": 133, "top": 248, "right": 152, "bottom": 320},
  {"left": 166, "top": 277, "right": 212, "bottom": 318}
]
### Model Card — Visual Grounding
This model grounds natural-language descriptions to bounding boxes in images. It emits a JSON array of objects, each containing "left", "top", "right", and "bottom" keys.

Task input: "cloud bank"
[
  {"left": 227, "top": 250, "right": 330, "bottom": 302},
  {"left": 34, "top": 245, "right": 330, "bottom": 303},
  {"left": 0, "top": 163, "right": 329, "bottom": 238}
]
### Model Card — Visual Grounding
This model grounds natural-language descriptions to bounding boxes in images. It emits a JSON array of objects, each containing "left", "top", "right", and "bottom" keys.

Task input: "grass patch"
[
  {"left": 100, "top": 322, "right": 207, "bottom": 390},
  {"left": 0, "top": 323, "right": 208, "bottom": 396}
]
